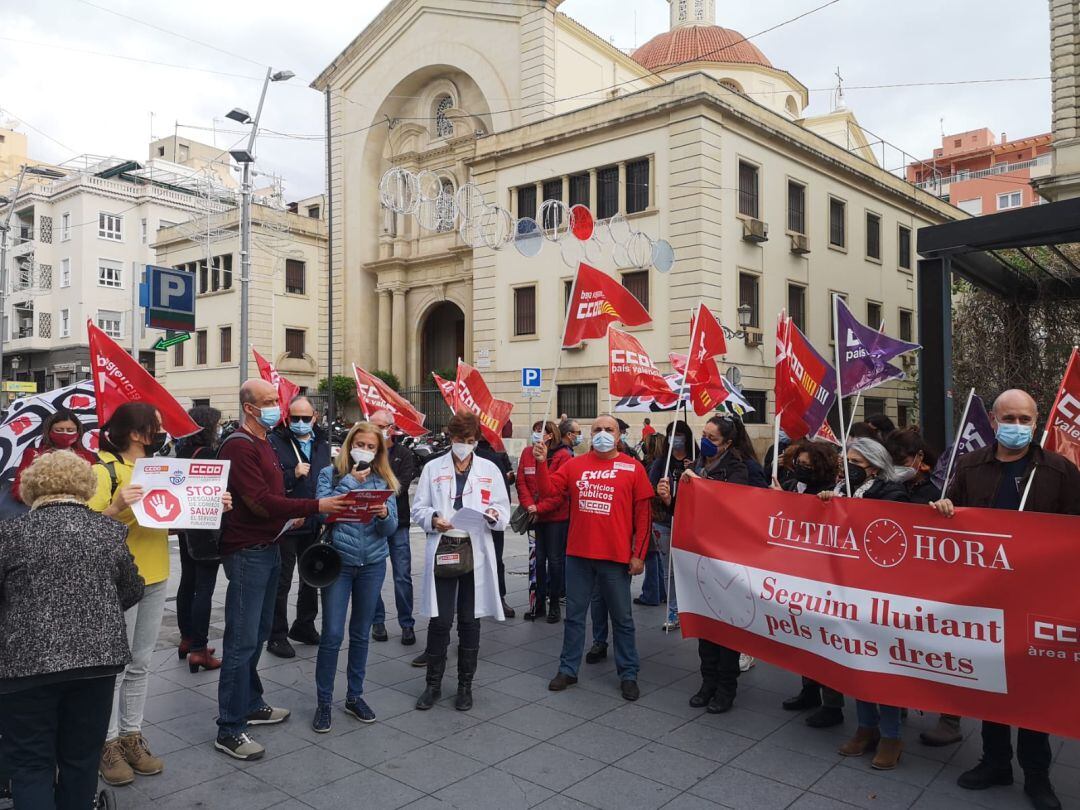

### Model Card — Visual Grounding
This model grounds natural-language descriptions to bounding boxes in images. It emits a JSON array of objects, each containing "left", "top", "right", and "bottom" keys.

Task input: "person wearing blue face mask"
[
  {"left": 267, "top": 396, "right": 333, "bottom": 658},
  {"left": 933, "top": 389, "right": 1080, "bottom": 810}
]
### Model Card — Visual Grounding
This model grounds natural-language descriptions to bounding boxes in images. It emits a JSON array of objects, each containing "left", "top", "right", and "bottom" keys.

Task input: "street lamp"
[{"left": 227, "top": 67, "right": 294, "bottom": 385}]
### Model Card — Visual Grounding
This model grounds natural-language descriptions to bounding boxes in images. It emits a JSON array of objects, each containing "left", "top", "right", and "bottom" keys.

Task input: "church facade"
[{"left": 313, "top": 0, "right": 958, "bottom": 438}]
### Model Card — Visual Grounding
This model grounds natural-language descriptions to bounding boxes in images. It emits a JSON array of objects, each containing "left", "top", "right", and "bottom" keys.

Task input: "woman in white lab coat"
[{"left": 411, "top": 410, "right": 510, "bottom": 712}]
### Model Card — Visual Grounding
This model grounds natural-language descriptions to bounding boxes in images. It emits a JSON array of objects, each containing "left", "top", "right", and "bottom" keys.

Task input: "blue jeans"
[
  {"left": 856, "top": 700, "right": 902, "bottom": 739},
  {"left": 317, "top": 560, "right": 385, "bottom": 705},
  {"left": 561, "top": 555, "right": 639, "bottom": 680},
  {"left": 373, "top": 527, "right": 414, "bottom": 629},
  {"left": 217, "top": 546, "right": 280, "bottom": 737},
  {"left": 640, "top": 523, "right": 669, "bottom": 605},
  {"left": 536, "top": 520, "right": 568, "bottom": 605},
  {"left": 591, "top": 588, "right": 608, "bottom": 645}
]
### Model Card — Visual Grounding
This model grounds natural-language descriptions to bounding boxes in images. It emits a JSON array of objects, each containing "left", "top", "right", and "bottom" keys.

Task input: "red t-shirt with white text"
[{"left": 548, "top": 451, "right": 654, "bottom": 563}]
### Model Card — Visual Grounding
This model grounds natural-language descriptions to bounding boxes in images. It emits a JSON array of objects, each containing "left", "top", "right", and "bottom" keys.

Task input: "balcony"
[{"left": 914, "top": 154, "right": 1052, "bottom": 192}]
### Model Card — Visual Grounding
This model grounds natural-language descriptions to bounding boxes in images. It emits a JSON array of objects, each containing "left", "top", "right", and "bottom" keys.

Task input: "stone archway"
[{"left": 420, "top": 301, "right": 465, "bottom": 379}]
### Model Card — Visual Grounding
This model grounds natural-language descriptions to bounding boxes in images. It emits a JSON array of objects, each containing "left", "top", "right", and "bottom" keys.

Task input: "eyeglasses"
[{"left": 289, "top": 415, "right": 314, "bottom": 424}]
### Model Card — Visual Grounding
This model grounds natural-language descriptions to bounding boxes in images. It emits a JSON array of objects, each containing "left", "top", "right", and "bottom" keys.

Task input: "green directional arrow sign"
[{"left": 152, "top": 330, "right": 191, "bottom": 351}]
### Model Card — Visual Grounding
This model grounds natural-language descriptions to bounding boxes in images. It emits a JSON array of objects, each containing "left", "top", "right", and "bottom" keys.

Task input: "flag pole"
[
  {"left": 772, "top": 311, "right": 791, "bottom": 485},
  {"left": 832, "top": 294, "right": 852, "bottom": 496},
  {"left": 544, "top": 267, "right": 581, "bottom": 423},
  {"left": 1019, "top": 345, "right": 1079, "bottom": 511},
  {"left": 664, "top": 302, "right": 701, "bottom": 481},
  {"left": 606, "top": 323, "right": 614, "bottom": 413},
  {"left": 940, "top": 387, "right": 975, "bottom": 499}
]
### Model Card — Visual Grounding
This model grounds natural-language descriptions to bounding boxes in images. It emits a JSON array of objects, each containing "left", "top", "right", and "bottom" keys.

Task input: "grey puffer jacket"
[{"left": 0, "top": 501, "right": 144, "bottom": 684}]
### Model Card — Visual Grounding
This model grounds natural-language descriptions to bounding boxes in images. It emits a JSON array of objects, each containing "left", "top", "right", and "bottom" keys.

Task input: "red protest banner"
[
  {"left": 563, "top": 263, "right": 651, "bottom": 348},
  {"left": 325, "top": 489, "right": 393, "bottom": 524},
  {"left": 253, "top": 347, "right": 300, "bottom": 423},
  {"left": 455, "top": 361, "right": 512, "bottom": 452},
  {"left": 87, "top": 321, "right": 200, "bottom": 438},
  {"left": 672, "top": 478, "right": 1080, "bottom": 739},
  {"left": 685, "top": 304, "right": 729, "bottom": 416},
  {"left": 1042, "top": 347, "right": 1080, "bottom": 468},
  {"left": 352, "top": 365, "right": 427, "bottom": 437}
]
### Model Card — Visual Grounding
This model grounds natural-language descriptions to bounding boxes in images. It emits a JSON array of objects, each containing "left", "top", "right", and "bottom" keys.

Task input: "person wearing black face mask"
[
  {"left": 266, "top": 396, "right": 332, "bottom": 658},
  {"left": 660, "top": 416, "right": 749, "bottom": 714}
]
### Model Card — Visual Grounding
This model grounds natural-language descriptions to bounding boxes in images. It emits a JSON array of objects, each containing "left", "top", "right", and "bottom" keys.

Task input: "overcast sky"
[{"left": 2, "top": 0, "right": 1052, "bottom": 199}]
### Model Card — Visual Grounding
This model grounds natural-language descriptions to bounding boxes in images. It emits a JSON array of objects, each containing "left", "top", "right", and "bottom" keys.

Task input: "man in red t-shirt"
[
  {"left": 641, "top": 418, "right": 656, "bottom": 440},
  {"left": 533, "top": 414, "right": 652, "bottom": 701}
]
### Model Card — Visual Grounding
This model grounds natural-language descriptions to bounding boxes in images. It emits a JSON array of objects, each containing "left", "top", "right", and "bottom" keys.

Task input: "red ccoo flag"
[
  {"left": 608, "top": 328, "right": 676, "bottom": 404},
  {"left": 87, "top": 321, "right": 200, "bottom": 437},
  {"left": 563, "top": 263, "right": 651, "bottom": 348},
  {"left": 685, "top": 304, "right": 729, "bottom": 416},
  {"left": 352, "top": 364, "right": 428, "bottom": 437},
  {"left": 1042, "top": 347, "right": 1080, "bottom": 469},
  {"left": 454, "top": 361, "right": 513, "bottom": 452},
  {"left": 432, "top": 372, "right": 457, "bottom": 411},
  {"left": 252, "top": 347, "right": 299, "bottom": 425}
]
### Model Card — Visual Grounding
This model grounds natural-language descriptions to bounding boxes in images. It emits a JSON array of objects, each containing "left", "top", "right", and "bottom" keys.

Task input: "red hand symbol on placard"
[{"left": 143, "top": 489, "right": 182, "bottom": 523}]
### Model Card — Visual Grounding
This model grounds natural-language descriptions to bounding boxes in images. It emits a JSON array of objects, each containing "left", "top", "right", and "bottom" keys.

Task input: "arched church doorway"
[{"left": 421, "top": 301, "right": 465, "bottom": 379}]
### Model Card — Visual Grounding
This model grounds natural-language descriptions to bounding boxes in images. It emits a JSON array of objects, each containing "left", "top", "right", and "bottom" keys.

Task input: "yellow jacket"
[{"left": 88, "top": 451, "right": 169, "bottom": 585}]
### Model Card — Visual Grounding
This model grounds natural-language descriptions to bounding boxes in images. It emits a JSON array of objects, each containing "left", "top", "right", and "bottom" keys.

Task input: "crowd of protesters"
[{"left": 0, "top": 384, "right": 1075, "bottom": 810}]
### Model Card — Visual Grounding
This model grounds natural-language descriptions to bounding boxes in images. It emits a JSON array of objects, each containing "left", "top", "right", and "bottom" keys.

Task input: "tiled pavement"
[{"left": 100, "top": 529, "right": 1078, "bottom": 809}]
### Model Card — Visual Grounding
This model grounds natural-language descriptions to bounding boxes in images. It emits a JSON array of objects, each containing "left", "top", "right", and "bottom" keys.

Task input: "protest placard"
[
  {"left": 130, "top": 457, "right": 230, "bottom": 530},
  {"left": 326, "top": 489, "right": 394, "bottom": 524}
]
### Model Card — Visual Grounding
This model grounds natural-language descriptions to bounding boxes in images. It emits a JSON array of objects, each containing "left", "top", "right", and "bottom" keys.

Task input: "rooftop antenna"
[
  {"left": 940, "top": 116, "right": 945, "bottom": 138},
  {"left": 831, "top": 66, "right": 846, "bottom": 112}
]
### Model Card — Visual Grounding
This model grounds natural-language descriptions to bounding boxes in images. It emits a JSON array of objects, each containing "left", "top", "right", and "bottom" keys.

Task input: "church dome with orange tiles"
[{"left": 632, "top": 24, "right": 774, "bottom": 72}]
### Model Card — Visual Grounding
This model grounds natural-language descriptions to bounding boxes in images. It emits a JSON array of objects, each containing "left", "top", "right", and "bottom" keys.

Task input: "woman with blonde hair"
[
  {"left": 0, "top": 450, "right": 144, "bottom": 808},
  {"left": 311, "top": 421, "right": 399, "bottom": 732}
]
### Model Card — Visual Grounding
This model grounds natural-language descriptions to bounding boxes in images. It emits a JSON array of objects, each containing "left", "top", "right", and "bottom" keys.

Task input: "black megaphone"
[{"left": 298, "top": 535, "right": 342, "bottom": 588}]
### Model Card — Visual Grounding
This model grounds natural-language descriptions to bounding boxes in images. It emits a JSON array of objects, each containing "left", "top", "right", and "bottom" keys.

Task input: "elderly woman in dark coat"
[{"left": 0, "top": 450, "right": 144, "bottom": 809}]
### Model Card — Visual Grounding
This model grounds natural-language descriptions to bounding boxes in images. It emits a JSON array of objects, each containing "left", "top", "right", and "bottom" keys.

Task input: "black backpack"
[{"left": 183, "top": 431, "right": 255, "bottom": 560}]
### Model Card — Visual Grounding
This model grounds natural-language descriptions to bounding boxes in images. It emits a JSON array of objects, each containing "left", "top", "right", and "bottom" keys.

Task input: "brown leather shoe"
[
  {"left": 920, "top": 714, "right": 962, "bottom": 746},
  {"left": 871, "top": 737, "right": 903, "bottom": 770},
  {"left": 187, "top": 649, "right": 221, "bottom": 673},
  {"left": 838, "top": 726, "right": 881, "bottom": 757},
  {"left": 120, "top": 732, "right": 164, "bottom": 776},
  {"left": 502, "top": 600, "right": 516, "bottom": 619},
  {"left": 99, "top": 738, "right": 134, "bottom": 786}
]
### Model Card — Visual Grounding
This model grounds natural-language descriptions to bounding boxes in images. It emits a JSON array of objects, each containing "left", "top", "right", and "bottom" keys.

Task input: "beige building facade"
[
  {"left": 314, "top": 0, "right": 959, "bottom": 439},
  {"left": 152, "top": 198, "right": 327, "bottom": 416}
]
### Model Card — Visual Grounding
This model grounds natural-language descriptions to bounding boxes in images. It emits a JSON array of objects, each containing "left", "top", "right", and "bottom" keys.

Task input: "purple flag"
[
  {"left": 932, "top": 392, "right": 994, "bottom": 492},
  {"left": 835, "top": 297, "right": 920, "bottom": 396}
]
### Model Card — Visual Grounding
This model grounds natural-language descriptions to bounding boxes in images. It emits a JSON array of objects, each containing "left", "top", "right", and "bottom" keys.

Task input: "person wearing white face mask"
[
  {"left": 932, "top": 389, "right": 1080, "bottom": 810},
  {"left": 266, "top": 396, "right": 332, "bottom": 659},
  {"left": 311, "top": 422, "right": 399, "bottom": 732},
  {"left": 411, "top": 411, "right": 511, "bottom": 712}
]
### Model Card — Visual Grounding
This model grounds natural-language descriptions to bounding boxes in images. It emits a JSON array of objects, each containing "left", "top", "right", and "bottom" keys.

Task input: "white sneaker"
[
  {"left": 662, "top": 607, "right": 680, "bottom": 632},
  {"left": 739, "top": 654, "right": 756, "bottom": 672}
]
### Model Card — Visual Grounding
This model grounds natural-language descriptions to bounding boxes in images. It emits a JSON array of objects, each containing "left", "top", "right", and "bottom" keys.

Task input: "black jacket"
[
  {"left": 744, "top": 457, "right": 769, "bottom": 489},
  {"left": 695, "top": 450, "right": 750, "bottom": 486},
  {"left": 861, "top": 477, "right": 911, "bottom": 503},
  {"left": 268, "top": 424, "right": 332, "bottom": 536},
  {"left": 950, "top": 443, "right": 1080, "bottom": 516},
  {"left": 476, "top": 440, "right": 513, "bottom": 502},
  {"left": 387, "top": 441, "right": 418, "bottom": 530},
  {"left": 905, "top": 476, "right": 941, "bottom": 505},
  {"left": 0, "top": 502, "right": 144, "bottom": 689}
]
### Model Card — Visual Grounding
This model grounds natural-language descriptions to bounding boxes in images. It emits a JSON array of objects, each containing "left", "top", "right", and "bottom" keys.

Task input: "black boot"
[
  {"left": 415, "top": 655, "right": 446, "bottom": 710},
  {"left": 782, "top": 685, "right": 822, "bottom": 711},
  {"left": 455, "top": 648, "right": 479, "bottom": 711},
  {"left": 525, "top": 597, "right": 546, "bottom": 622},
  {"left": 546, "top": 599, "right": 561, "bottom": 624},
  {"left": 1023, "top": 773, "right": 1062, "bottom": 810},
  {"left": 689, "top": 682, "right": 717, "bottom": 708}
]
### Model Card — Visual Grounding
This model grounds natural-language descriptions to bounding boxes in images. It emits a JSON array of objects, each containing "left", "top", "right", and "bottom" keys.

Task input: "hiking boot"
[
  {"left": 214, "top": 732, "right": 265, "bottom": 761},
  {"left": 99, "top": 738, "right": 134, "bottom": 786},
  {"left": 919, "top": 714, "right": 962, "bottom": 746},
  {"left": 806, "top": 706, "right": 844, "bottom": 728},
  {"left": 585, "top": 643, "right": 608, "bottom": 664},
  {"left": 1023, "top": 773, "right": 1062, "bottom": 810},
  {"left": 548, "top": 672, "right": 578, "bottom": 691},
  {"left": 119, "top": 732, "right": 163, "bottom": 776},
  {"left": 246, "top": 705, "right": 290, "bottom": 725},
  {"left": 871, "top": 737, "right": 903, "bottom": 770},
  {"left": 839, "top": 726, "right": 881, "bottom": 757},
  {"left": 957, "top": 759, "right": 1014, "bottom": 790},
  {"left": 416, "top": 655, "right": 446, "bottom": 710},
  {"left": 689, "top": 682, "right": 716, "bottom": 708},
  {"left": 783, "top": 685, "right": 822, "bottom": 711}
]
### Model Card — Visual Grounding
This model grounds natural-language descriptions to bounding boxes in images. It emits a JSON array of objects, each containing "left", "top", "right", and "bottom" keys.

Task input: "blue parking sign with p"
[
  {"left": 144, "top": 265, "right": 195, "bottom": 331},
  {"left": 522, "top": 367, "right": 542, "bottom": 389}
]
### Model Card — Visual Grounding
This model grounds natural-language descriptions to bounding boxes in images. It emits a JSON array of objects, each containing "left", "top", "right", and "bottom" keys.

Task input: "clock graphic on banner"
[
  {"left": 861, "top": 519, "right": 909, "bottom": 568},
  {"left": 695, "top": 557, "right": 756, "bottom": 628}
]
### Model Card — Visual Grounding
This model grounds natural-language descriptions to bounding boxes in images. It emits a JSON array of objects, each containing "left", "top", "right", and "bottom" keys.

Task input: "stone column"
[
  {"left": 377, "top": 290, "right": 391, "bottom": 371},
  {"left": 617, "top": 161, "right": 627, "bottom": 214},
  {"left": 391, "top": 288, "right": 407, "bottom": 381}
]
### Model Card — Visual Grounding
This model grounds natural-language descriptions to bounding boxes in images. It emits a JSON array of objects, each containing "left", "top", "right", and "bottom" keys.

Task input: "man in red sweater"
[
  {"left": 533, "top": 414, "right": 652, "bottom": 701},
  {"left": 214, "top": 379, "right": 348, "bottom": 761}
]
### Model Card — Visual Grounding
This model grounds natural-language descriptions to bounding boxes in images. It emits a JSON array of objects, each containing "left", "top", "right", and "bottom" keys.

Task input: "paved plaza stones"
[{"left": 98, "top": 530, "right": 1079, "bottom": 809}]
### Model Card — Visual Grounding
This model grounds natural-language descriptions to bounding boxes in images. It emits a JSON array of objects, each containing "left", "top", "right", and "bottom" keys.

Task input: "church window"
[{"left": 434, "top": 95, "right": 454, "bottom": 139}]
